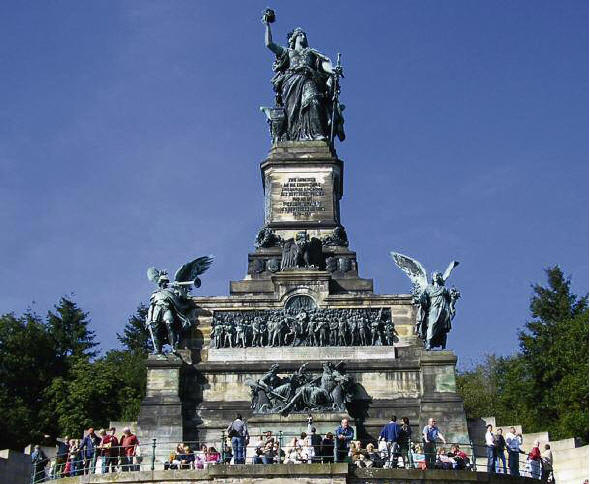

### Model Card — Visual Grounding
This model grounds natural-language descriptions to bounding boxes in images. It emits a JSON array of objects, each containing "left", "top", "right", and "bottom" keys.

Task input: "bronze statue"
[
  {"left": 390, "top": 252, "right": 461, "bottom": 350},
  {"left": 145, "top": 256, "right": 213, "bottom": 354},
  {"left": 246, "top": 362, "right": 371, "bottom": 415},
  {"left": 281, "top": 231, "right": 323, "bottom": 270},
  {"left": 261, "top": 9, "right": 344, "bottom": 143}
]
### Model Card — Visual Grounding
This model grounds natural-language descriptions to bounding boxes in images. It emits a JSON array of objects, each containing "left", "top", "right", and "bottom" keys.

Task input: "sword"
[{"left": 329, "top": 53, "right": 343, "bottom": 147}]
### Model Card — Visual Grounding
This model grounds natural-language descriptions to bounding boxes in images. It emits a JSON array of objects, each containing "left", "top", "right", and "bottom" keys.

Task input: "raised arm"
[{"left": 264, "top": 22, "right": 283, "bottom": 56}]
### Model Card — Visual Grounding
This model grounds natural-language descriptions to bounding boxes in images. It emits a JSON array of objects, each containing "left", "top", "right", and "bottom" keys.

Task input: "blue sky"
[{"left": 1, "top": 0, "right": 587, "bottom": 365}]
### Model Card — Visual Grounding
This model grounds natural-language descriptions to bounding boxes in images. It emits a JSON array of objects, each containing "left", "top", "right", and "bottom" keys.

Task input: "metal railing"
[{"left": 29, "top": 434, "right": 551, "bottom": 482}]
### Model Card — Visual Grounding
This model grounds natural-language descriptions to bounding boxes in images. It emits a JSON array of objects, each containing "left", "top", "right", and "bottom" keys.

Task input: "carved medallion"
[
  {"left": 267, "top": 258, "right": 280, "bottom": 273},
  {"left": 285, "top": 294, "right": 316, "bottom": 312}
]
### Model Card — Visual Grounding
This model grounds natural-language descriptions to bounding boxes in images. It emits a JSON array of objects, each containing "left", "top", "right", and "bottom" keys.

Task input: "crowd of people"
[
  {"left": 31, "top": 427, "right": 139, "bottom": 482},
  {"left": 484, "top": 424, "right": 554, "bottom": 481},
  {"left": 220, "top": 413, "right": 470, "bottom": 470},
  {"left": 31, "top": 416, "right": 556, "bottom": 482}
]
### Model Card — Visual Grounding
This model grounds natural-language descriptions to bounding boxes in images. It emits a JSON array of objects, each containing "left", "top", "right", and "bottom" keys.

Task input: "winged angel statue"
[
  {"left": 390, "top": 252, "right": 461, "bottom": 350},
  {"left": 145, "top": 256, "right": 213, "bottom": 354}
]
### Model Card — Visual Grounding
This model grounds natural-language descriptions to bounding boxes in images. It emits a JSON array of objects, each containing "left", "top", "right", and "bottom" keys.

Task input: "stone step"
[
  {"left": 552, "top": 466, "right": 589, "bottom": 484},
  {"left": 546, "top": 437, "right": 577, "bottom": 452},
  {"left": 552, "top": 444, "right": 589, "bottom": 464}
]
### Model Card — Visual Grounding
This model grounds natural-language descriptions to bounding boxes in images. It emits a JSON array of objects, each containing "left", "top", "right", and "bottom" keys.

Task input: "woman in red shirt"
[{"left": 527, "top": 440, "right": 542, "bottom": 479}]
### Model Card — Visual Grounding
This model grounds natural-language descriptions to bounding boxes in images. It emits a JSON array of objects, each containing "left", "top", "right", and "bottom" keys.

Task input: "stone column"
[
  {"left": 136, "top": 354, "right": 184, "bottom": 467},
  {"left": 419, "top": 350, "right": 470, "bottom": 445}
]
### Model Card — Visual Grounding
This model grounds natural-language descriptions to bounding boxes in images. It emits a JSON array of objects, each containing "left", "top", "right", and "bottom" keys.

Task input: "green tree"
[
  {"left": 0, "top": 298, "right": 150, "bottom": 448},
  {"left": 457, "top": 354, "right": 501, "bottom": 420},
  {"left": 457, "top": 354, "right": 526, "bottom": 426},
  {"left": 518, "top": 266, "right": 588, "bottom": 440},
  {"left": 101, "top": 350, "right": 147, "bottom": 421},
  {"left": 46, "top": 297, "right": 99, "bottom": 375},
  {"left": 116, "top": 303, "right": 152, "bottom": 354},
  {"left": 43, "top": 350, "right": 146, "bottom": 437},
  {"left": 457, "top": 266, "right": 589, "bottom": 443},
  {"left": 0, "top": 313, "right": 58, "bottom": 449}
]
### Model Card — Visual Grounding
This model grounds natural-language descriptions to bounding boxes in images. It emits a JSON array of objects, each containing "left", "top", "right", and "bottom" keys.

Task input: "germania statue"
[
  {"left": 145, "top": 256, "right": 213, "bottom": 354},
  {"left": 261, "top": 8, "right": 345, "bottom": 144},
  {"left": 390, "top": 252, "right": 461, "bottom": 350}
]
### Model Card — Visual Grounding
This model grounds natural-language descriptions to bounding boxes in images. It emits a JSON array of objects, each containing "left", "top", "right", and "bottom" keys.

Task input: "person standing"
[
  {"left": 55, "top": 436, "right": 69, "bottom": 477},
  {"left": 79, "top": 428, "right": 101, "bottom": 474},
  {"left": 505, "top": 427, "right": 523, "bottom": 477},
  {"left": 107, "top": 427, "right": 119, "bottom": 472},
  {"left": 226, "top": 413, "right": 249, "bottom": 464},
  {"left": 527, "top": 440, "right": 542, "bottom": 479},
  {"left": 422, "top": 418, "right": 445, "bottom": 469},
  {"left": 120, "top": 427, "right": 139, "bottom": 471},
  {"left": 398, "top": 417, "right": 413, "bottom": 468},
  {"left": 494, "top": 428, "right": 507, "bottom": 473},
  {"left": 31, "top": 445, "right": 48, "bottom": 483},
  {"left": 320, "top": 432, "right": 335, "bottom": 463},
  {"left": 307, "top": 415, "right": 322, "bottom": 463},
  {"left": 378, "top": 416, "right": 400, "bottom": 467},
  {"left": 541, "top": 444, "right": 553, "bottom": 482},
  {"left": 69, "top": 439, "right": 83, "bottom": 477},
  {"left": 99, "top": 428, "right": 118, "bottom": 473},
  {"left": 484, "top": 424, "right": 497, "bottom": 473},
  {"left": 335, "top": 418, "right": 354, "bottom": 462}
]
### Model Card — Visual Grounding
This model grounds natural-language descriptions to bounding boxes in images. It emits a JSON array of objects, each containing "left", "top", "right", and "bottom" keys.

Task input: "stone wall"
[
  {"left": 53, "top": 464, "right": 536, "bottom": 483},
  {"left": 0, "top": 449, "right": 31, "bottom": 484}
]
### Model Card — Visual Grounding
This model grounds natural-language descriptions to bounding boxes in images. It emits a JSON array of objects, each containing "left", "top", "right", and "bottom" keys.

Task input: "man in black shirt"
[
  {"left": 320, "top": 433, "right": 335, "bottom": 463},
  {"left": 494, "top": 428, "right": 507, "bottom": 473},
  {"left": 307, "top": 415, "right": 323, "bottom": 462}
]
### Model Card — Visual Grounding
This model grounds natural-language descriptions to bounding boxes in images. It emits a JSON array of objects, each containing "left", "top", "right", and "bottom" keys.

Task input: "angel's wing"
[
  {"left": 390, "top": 252, "right": 428, "bottom": 293},
  {"left": 147, "top": 267, "right": 161, "bottom": 284},
  {"left": 442, "top": 260, "right": 460, "bottom": 282},
  {"left": 174, "top": 256, "right": 214, "bottom": 283}
]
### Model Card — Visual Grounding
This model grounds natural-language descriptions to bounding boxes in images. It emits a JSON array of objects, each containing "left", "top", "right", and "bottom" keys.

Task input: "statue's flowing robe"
[
  {"left": 419, "top": 285, "right": 453, "bottom": 348},
  {"left": 281, "top": 240, "right": 299, "bottom": 269},
  {"left": 272, "top": 47, "right": 331, "bottom": 141}
]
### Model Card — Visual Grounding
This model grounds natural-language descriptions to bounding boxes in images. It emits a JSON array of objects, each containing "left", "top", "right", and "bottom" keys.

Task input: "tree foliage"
[
  {"left": 46, "top": 297, "right": 98, "bottom": 376},
  {"left": 117, "top": 303, "right": 152, "bottom": 354},
  {"left": 0, "top": 313, "right": 57, "bottom": 447},
  {"left": 457, "top": 266, "right": 589, "bottom": 443},
  {"left": 0, "top": 299, "right": 147, "bottom": 450}
]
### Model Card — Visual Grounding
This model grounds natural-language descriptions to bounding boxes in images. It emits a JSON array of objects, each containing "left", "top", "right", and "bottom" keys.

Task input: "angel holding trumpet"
[
  {"left": 145, "top": 256, "right": 213, "bottom": 354},
  {"left": 390, "top": 252, "right": 461, "bottom": 350}
]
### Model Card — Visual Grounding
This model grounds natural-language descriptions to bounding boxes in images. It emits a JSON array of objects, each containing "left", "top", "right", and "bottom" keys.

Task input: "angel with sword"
[
  {"left": 145, "top": 256, "right": 213, "bottom": 354},
  {"left": 390, "top": 252, "right": 461, "bottom": 350}
]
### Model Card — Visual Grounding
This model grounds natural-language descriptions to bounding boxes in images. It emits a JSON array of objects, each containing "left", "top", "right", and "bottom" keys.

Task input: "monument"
[{"left": 135, "top": 9, "right": 470, "bottom": 459}]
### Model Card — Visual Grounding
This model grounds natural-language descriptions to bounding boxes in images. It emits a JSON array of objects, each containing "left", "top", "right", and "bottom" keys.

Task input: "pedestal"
[
  {"left": 136, "top": 354, "right": 184, "bottom": 461},
  {"left": 261, "top": 141, "right": 343, "bottom": 236}
]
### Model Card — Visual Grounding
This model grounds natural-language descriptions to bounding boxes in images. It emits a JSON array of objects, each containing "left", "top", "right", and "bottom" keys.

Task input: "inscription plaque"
[{"left": 265, "top": 168, "right": 339, "bottom": 224}]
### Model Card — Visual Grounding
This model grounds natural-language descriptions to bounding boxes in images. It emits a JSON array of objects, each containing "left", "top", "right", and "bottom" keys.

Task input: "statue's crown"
[{"left": 158, "top": 271, "right": 170, "bottom": 282}]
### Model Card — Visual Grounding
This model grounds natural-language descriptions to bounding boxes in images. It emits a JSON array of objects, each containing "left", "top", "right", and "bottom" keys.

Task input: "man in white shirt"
[{"left": 484, "top": 424, "right": 496, "bottom": 473}]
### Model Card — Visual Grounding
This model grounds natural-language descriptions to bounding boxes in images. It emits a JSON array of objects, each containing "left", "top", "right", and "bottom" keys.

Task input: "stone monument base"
[{"left": 55, "top": 464, "right": 536, "bottom": 483}]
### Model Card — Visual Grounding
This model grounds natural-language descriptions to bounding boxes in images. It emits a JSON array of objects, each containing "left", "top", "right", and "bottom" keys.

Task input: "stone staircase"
[{"left": 468, "top": 417, "right": 588, "bottom": 484}]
